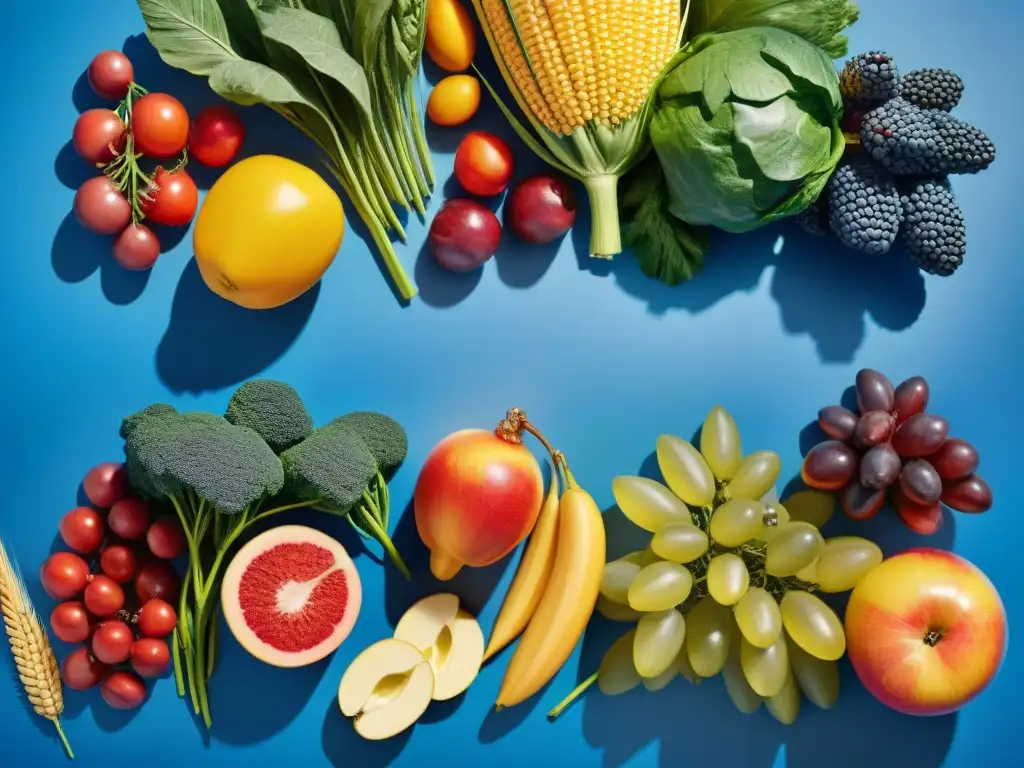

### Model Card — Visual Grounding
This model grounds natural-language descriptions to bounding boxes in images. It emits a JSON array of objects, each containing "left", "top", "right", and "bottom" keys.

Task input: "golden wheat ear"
[{"left": 0, "top": 536, "right": 74, "bottom": 759}]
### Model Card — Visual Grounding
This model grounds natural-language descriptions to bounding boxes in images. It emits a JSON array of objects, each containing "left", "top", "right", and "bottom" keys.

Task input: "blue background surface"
[{"left": 1, "top": 0, "right": 1020, "bottom": 765}]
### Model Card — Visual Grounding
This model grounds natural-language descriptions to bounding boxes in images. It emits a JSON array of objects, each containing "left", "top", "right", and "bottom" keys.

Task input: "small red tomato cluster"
[
  {"left": 42, "top": 461, "right": 184, "bottom": 711},
  {"left": 429, "top": 131, "right": 578, "bottom": 273},
  {"left": 71, "top": 50, "right": 246, "bottom": 272}
]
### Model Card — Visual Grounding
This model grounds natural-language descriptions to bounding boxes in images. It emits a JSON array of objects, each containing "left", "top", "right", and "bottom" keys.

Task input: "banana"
[
  {"left": 495, "top": 475, "right": 606, "bottom": 709},
  {"left": 484, "top": 463, "right": 561, "bottom": 661}
]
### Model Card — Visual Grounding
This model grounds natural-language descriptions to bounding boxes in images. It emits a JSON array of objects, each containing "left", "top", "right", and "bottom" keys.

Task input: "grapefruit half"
[{"left": 221, "top": 525, "right": 362, "bottom": 667}]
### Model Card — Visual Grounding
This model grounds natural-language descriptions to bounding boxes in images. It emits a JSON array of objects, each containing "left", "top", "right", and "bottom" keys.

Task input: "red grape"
[
  {"left": 135, "top": 560, "right": 181, "bottom": 604},
  {"left": 893, "top": 376, "right": 929, "bottom": 425},
  {"left": 83, "top": 575, "right": 125, "bottom": 617},
  {"left": 891, "top": 413, "right": 949, "bottom": 458},
  {"left": 840, "top": 481, "right": 886, "bottom": 520},
  {"left": 40, "top": 553, "right": 90, "bottom": 599},
  {"left": 83, "top": 462, "right": 128, "bottom": 508},
  {"left": 893, "top": 485, "right": 943, "bottom": 534},
  {"left": 92, "top": 620, "right": 134, "bottom": 664},
  {"left": 50, "top": 601, "right": 92, "bottom": 643},
  {"left": 137, "top": 599, "right": 177, "bottom": 638},
  {"left": 100, "top": 544, "right": 138, "bottom": 584},
  {"left": 101, "top": 670, "right": 147, "bottom": 710},
  {"left": 928, "top": 438, "right": 979, "bottom": 481},
  {"left": 801, "top": 440, "right": 859, "bottom": 491},
  {"left": 108, "top": 497, "right": 150, "bottom": 540},
  {"left": 941, "top": 474, "right": 992, "bottom": 513},
  {"left": 130, "top": 638, "right": 171, "bottom": 677},
  {"left": 59, "top": 506, "right": 105, "bottom": 554},
  {"left": 818, "top": 405, "right": 858, "bottom": 442},
  {"left": 855, "top": 369, "right": 894, "bottom": 414},
  {"left": 854, "top": 410, "right": 895, "bottom": 449},
  {"left": 61, "top": 647, "right": 109, "bottom": 690},
  {"left": 146, "top": 519, "right": 186, "bottom": 560},
  {"left": 859, "top": 443, "right": 902, "bottom": 489},
  {"left": 899, "top": 460, "right": 943, "bottom": 504}
]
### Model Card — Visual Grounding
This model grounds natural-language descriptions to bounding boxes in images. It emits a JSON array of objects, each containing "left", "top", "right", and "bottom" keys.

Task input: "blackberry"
[
  {"left": 898, "top": 178, "right": 966, "bottom": 276},
  {"left": 930, "top": 111, "right": 996, "bottom": 174},
  {"left": 901, "top": 68, "right": 964, "bottom": 112},
  {"left": 826, "top": 159, "right": 902, "bottom": 255},
  {"left": 840, "top": 52, "right": 900, "bottom": 104},
  {"left": 860, "top": 97, "right": 940, "bottom": 176},
  {"left": 795, "top": 195, "right": 830, "bottom": 237}
]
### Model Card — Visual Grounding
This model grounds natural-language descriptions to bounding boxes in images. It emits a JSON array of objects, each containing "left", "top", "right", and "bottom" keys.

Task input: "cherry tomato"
[
  {"left": 83, "top": 462, "right": 128, "bottom": 508},
  {"left": 101, "top": 669, "right": 147, "bottom": 710},
  {"left": 113, "top": 224, "right": 160, "bottom": 271},
  {"left": 454, "top": 131, "right": 514, "bottom": 197},
  {"left": 84, "top": 575, "right": 125, "bottom": 617},
  {"left": 61, "top": 647, "right": 109, "bottom": 691},
  {"left": 88, "top": 51, "right": 134, "bottom": 101},
  {"left": 142, "top": 167, "right": 198, "bottom": 226},
  {"left": 137, "top": 599, "right": 177, "bottom": 638},
  {"left": 130, "top": 638, "right": 171, "bottom": 678},
  {"left": 74, "top": 176, "right": 131, "bottom": 235},
  {"left": 135, "top": 560, "right": 181, "bottom": 604},
  {"left": 92, "top": 620, "right": 134, "bottom": 665},
  {"left": 131, "top": 93, "right": 189, "bottom": 159},
  {"left": 59, "top": 506, "right": 105, "bottom": 554},
  {"left": 40, "top": 553, "right": 90, "bottom": 600},
  {"left": 188, "top": 105, "right": 245, "bottom": 167},
  {"left": 72, "top": 109, "right": 125, "bottom": 165},
  {"left": 146, "top": 519, "right": 186, "bottom": 560},
  {"left": 108, "top": 497, "right": 150, "bottom": 540},
  {"left": 100, "top": 544, "right": 138, "bottom": 584},
  {"left": 50, "top": 601, "right": 92, "bottom": 643}
]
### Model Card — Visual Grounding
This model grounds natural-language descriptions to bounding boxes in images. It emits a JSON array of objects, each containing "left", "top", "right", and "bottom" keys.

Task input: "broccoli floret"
[
  {"left": 331, "top": 412, "right": 408, "bottom": 479},
  {"left": 280, "top": 421, "right": 377, "bottom": 511},
  {"left": 120, "top": 403, "right": 178, "bottom": 440},
  {"left": 224, "top": 379, "right": 313, "bottom": 453}
]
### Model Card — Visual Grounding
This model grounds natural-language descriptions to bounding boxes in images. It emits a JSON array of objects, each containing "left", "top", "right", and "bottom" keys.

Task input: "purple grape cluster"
[{"left": 801, "top": 369, "right": 993, "bottom": 534}]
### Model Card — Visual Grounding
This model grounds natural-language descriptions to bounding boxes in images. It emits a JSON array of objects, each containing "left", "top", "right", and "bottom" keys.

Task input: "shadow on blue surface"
[{"left": 51, "top": 213, "right": 153, "bottom": 305}]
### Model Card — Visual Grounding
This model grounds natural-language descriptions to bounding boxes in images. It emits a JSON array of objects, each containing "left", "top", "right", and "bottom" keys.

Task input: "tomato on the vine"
[
  {"left": 92, "top": 620, "right": 134, "bottom": 665},
  {"left": 131, "top": 93, "right": 189, "bottom": 159},
  {"left": 72, "top": 109, "right": 125, "bottom": 165},
  {"left": 74, "top": 177, "right": 131, "bottom": 235},
  {"left": 87, "top": 51, "right": 134, "bottom": 101},
  {"left": 113, "top": 224, "right": 160, "bottom": 271},
  {"left": 143, "top": 167, "right": 198, "bottom": 226},
  {"left": 189, "top": 105, "right": 245, "bottom": 167},
  {"left": 61, "top": 647, "right": 109, "bottom": 691}
]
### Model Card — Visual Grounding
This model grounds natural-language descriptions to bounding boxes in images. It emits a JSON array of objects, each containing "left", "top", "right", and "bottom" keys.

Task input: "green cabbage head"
[{"left": 650, "top": 27, "right": 845, "bottom": 234}]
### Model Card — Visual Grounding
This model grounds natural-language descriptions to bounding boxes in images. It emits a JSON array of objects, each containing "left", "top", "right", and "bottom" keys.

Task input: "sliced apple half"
[
  {"left": 337, "top": 638, "right": 435, "bottom": 741},
  {"left": 393, "top": 593, "right": 484, "bottom": 701}
]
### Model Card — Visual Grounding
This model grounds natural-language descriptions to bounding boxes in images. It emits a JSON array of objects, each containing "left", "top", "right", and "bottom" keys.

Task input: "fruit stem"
[
  {"left": 923, "top": 629, "right": 943, "bottom": 647},
  {"left": 547, "top": 672, "right": 598, "bottom": 720},
  {"left": 52, "top": 718, "right": 73, "bottom": 760},
  {"left": 495, "top": 408, "right": 579, "bottom": 489}
]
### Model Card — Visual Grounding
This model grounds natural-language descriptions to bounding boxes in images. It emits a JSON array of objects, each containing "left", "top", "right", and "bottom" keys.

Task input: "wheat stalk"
[{"left": 0, "top": 536, "right": 73, "bottom": 759}]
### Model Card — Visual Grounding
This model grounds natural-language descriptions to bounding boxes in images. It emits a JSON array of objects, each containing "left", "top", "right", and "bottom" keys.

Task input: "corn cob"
[{"left": 472, "top": 0, "right": 687, "bottom": 257}]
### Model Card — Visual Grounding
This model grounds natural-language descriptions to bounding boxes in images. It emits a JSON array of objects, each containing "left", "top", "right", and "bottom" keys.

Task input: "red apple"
[{"left": 845, "top": 548, "right": 1006, "bottom": 716}]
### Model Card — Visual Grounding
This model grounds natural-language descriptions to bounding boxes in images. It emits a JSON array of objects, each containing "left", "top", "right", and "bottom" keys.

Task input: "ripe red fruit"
[
  {"left": 130, "top": 638, "right": 171, "bottom": 677},
  {"left": 108, "top": 497, "right": 150, "bottom": 540},
  {"left": 147, "top": 519, "right": 186, "bottom": 560},
  {"left": 50, "top": 601, "right": 92, "bottom": 643},
  {"left": 506, "top": 174, "right": 578, "bottom": 244},
  {"left": 137, "top": 599, "right": 178, "bottom": 638},
  {"left": 92, "top": 620, "right": 134, "bottom": 664},
  {"left": 131, "top": 93, "right": 189, "bottom": 158},
  {"left": 135, "top": 560, "right": 181, "bottom": 604},
  {"left": 100, "top": 544, "right": 138, "bottom": 584},
  {"left": 142, "top": 167, "right": 198, "bottom": 226},
  {"left": 87, "top": 51, "right": 134, "bottom": 101},
  {"left": 101, "top": 670, "right": 147, "bottom": 710},
  {"left": 113, "top": 223, "right": 160, "bottom": 271},
  {"left": 59, "top": 506, "right": 105, "bottom": 554},
  {"left": 72, "top": 109, "right": 125, "bottom": 165},
  {"left": 454, "top": 131, "right": 514, "bottom": 196},
  {"left": 61, "top": 647, "right": 109, "bottom": 690},
  {"left": 84, "top": 574, "right": 125, "bottom": 617},
  {"left": 188, "top": 105, "right": 245, "bottom": 166},
  {"left": 73, "top": 176, "right": 131, "bottom": 235},
  {"left": 40, "top": 552, "right": 90, "bottom": 600},
  {"left": 82, "top": 462, "right": 128, "bottom": 508}
]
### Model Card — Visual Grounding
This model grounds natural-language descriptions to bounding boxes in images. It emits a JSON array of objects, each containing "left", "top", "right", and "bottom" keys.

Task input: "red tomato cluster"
[
  {"left": 42, "top": 461, "right": 184, "bottom": 711},
  {"left": 72, "top": 51, "right": 246, "bottom": 273}
]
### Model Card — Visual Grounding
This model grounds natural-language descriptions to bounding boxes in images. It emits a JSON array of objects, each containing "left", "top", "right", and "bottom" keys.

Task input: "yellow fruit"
[
  {"left": 192, "top": 155, "right": 344, "bottom": 310},
  {"left": 426, "top": 0, "right": 477, "bottom": 72},
  {"left": 427, "top": 75, "right": 481, "bottom": 126}
]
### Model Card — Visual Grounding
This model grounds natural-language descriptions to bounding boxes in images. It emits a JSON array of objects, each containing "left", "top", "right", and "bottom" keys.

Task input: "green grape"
[
  {"left": 619, "top": 550, "right": 646, "bottom": 566},
  {"left": 651, "top": 522, "right": 708, "bottom": 563},
  {"left": 634, "top": 609, "right": 686, "bottom": 678},
  {"left": 726, "top": 451, "right": 781, "bottom": 501},
  {"left": 597, "top": 629, "right": 642, "bottom": 696},
  {"left": 642, "top": 663, "right": 679, "bottom": 692},
  {"left": 676, "top": 644, "right": 701, "bottom": 685},
  {"left": 706, "top": 553, "right": 750, "bottom": 606},
  {"left": 655, "top": 434, "right": 716, "bottom": 507},
  {"left": 780, "top": 591, "right": 846, "bottom": 661},
  {"left": 740, "top": 633, "right": 789, "bottom": 697},
  {"left": 788, "top": 632, "right": 840, "bottom": 709},
  {"left": 700, "top": 406, "right": 742, "bottom": 481},
  {"left": 627, "top": 561, "right": 693, "bottom": 611},
  {"left": 722, "top": 630, "right": 762, "bottom": 714},
  {"left": 612, "top": 475, "right": 692, "bottom": 532},
  {"left": 709, "top": 499, "right": 765, "bottom": 547},
  {"left": 596, "top": 595, "right": 643, "bottom": 623},
  {"left": 813, "top": 536, "right": 883, "bottom": 593},
  {"left": 600, "top": 560, "right": 641, "bottom": 604},
  {"left": 782, "top": 489, "right": 835, "bottom": 529},
  {"left": 733, "top": 587, "right": 782, "bottom": 648},
  {"left": 685, "top": 596, "right": 733, "bottom": 677},
  {"left": 761, "top": 501, "right": 790, "bottom": 542},
  {"left": 765, "top": 522, "right": 824, "bottom": 577},
  {"left": 765, "top": 665, "right": 801, "bottom": 725},
  {"left": 639, "top": 545, "right": 663, "bottom": 567},
  {"left": 794, "top": 558, "right": 818, "bottom": 583}
]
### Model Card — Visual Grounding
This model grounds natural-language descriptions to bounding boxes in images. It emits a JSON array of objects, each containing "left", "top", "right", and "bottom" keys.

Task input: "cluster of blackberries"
[{"left": 798, "top": 52, "right": 995, "bottom": 277}]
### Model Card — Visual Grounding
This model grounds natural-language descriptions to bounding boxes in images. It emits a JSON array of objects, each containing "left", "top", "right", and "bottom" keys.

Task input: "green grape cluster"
[{"left": 567, "top": 406, "right": 884, "bottom": 724}]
